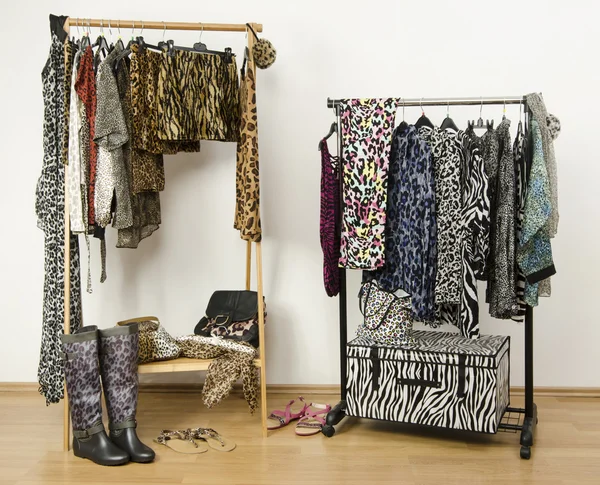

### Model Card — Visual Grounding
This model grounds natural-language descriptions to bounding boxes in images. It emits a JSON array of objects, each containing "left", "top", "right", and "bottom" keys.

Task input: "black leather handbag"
[{"left": 194, "top": 291, "right": 266, "bottom": 348}]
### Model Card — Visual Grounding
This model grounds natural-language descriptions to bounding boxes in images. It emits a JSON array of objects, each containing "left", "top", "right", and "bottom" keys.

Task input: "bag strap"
[
  {"left": 117, "top": 316, "right": 160, "bottom": 326},
  {"left": 358, "top": 282, "right": 374, "bottom": 317},
  {"left": 360, "top": 281, "right": 399, "bottom": 326}
]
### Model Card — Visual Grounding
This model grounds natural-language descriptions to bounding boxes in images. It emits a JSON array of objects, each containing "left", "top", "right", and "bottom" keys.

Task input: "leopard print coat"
[{"left": 234, "top": 54, "right": 262, "bottom": 242}]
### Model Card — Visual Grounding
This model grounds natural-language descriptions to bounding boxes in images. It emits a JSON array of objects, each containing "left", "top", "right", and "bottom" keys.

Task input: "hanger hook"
[
  {"left": 100, "top": 19, "right": 104, "bottom": 35},
  {"left": 163, "top": 21, "right": 166, "bottom": 41},
  {"left": 131, "top": 20, "right": 135, "bottom": 39},
  {"left": 402, "top": 99, "right": 405, "bottom": 121},
  {"left": 87, "top": 18, "right": 91, "bottom": 36},
  {"left": 141, "top": 21, "right": 144, "bottom": 37},
  {"left": 420, "top": 97, "right": 424, "bottom": 115},
  {"left": 117, "top": 20, "right": 121, "bottom": 38},
  {"left": 76, "top": 17, "right": 80, "bottom": 36},
  {"left": 447, "top": 100, "right": 450, "bottom": 118},
  {"left": 480, "top": 96, "right": 483, "bottom": 118}
]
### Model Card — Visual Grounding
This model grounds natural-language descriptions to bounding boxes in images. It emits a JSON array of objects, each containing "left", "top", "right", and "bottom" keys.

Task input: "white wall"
[{"left": 1, "top": 0, "right": 598, "bottom": 388}]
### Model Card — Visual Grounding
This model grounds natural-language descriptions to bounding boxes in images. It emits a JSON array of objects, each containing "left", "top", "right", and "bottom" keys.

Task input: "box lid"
[{"left": 348, "top": 330, "right": 509, "bottom": 368}]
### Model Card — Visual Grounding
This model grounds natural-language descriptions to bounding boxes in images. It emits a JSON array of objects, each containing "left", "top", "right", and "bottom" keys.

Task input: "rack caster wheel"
[
  {"left": 520, "top": 446, "right": 531, "bottom": 460},
  {"left": 322, "top": 425, "right": 335, "bottom": 438}
]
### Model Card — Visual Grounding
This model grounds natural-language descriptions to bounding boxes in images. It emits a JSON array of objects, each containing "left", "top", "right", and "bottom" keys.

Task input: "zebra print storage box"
[{"left": 346, "top": 330, "right": 510, "bottom": 433}]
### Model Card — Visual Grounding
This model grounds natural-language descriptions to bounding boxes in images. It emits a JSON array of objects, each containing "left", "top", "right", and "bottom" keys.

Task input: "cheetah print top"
[
  {"left": 94, "top": 44, "right": 133, "bottom": 230},
  {"left": 75, "top": 46, "right": 98, "bottom": 227}
]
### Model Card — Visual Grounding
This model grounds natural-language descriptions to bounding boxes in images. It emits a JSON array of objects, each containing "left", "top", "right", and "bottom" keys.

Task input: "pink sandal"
[
  {"left": 267, "top": 397, "right": 309, "bottom": 430},
  {"left": 295, "top": 403, "right": 331, "bottom": 436}
]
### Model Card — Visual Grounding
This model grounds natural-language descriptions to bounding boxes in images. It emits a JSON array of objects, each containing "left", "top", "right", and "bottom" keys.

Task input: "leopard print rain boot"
[
  {"left": 61, "top": 326, "right": 130, "bottom": 466},
  {"left": 98, "top": 323, "right": 155, "bottom": 463}
]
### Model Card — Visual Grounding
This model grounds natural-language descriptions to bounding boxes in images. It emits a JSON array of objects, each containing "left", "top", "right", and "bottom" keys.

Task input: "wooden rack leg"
[
  {"left": 246, "top": 240, "right": 252, "bottom": 291},
  {"left": 63, "top": 163, "right": 71, "bottom": 452},
  {"left": 255, "top": 242, "right": 268, "bottom": 437}
]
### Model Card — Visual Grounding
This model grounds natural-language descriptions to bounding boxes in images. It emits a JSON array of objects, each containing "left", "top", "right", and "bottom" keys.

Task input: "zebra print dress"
[{"left": 456, "top": 132, "right": 489, "bottom": 339}]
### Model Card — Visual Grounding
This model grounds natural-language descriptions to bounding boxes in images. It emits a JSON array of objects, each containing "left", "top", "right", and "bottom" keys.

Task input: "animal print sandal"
[
  {"left": 190, "top": 428, "right": 236, "bottom": 452},
  {"left": 267, "top": 397, "right": 309, "bottom": 430},
  {"left": 154, "top": 429, "right": 208, "bottom": 454},
  {"left": 295, "top": 403, "right": 331, "bottom": 436}
]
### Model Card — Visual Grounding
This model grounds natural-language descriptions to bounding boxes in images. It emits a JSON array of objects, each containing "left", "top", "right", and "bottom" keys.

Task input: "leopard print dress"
[
  {"left": 234, "top": 53, "right": 262, "bottom": 242},
  {"left": 36, "top": 33, "right": 83, "bottom": 404}
]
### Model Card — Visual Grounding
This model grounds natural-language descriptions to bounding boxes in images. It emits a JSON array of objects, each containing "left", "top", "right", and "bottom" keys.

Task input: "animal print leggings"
[{"left": 338, "top": 98, "right": 399, "bottom": 270}]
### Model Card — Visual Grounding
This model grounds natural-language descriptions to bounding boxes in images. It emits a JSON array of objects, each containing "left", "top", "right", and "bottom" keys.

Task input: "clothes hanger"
[
  {"left": 136, "top": 21, "right": 161, "bottom": 52},
  {"left": 439, "top": 101, "right": 459, "bottom": 132},
  {"left": 113, "top": 21, "right": 136, "bottom": 71},
  {"left": 193, "top": 24, "right": 207, "bottom": 51},
  {"left": 165, "top": 23, "right": 234, "bottom": 61},
  {"left": 114, "top": 20, "right": 125, "bottom": 51},
  {"left": 318, "top": 121, "right": 338, "bottom": 151},
  {"left": 397, "top": 100, "right": 408, "bottom": 131},
  {"left": 469, "top": 97, "right": 488, "bottom": 131},
  {"left": 414, "top": 98, "right": 434, "bottom": 129},
  {"left": 157, "top": 21, "right": 170, "bottom": 50},
  {"left": 80, "top": 18, "right": 91, "bottom": 49},
  {"left": 92, "top": 19, "right": 110, "bottom": 54}
]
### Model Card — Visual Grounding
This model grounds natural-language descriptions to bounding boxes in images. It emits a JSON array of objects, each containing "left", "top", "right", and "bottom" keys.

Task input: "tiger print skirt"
[
  {"left": 130, "top": 44, "right": 200, "bottom": 155},
  {"left": 157, "top": 50, "right": 240, "bottom": 142}
]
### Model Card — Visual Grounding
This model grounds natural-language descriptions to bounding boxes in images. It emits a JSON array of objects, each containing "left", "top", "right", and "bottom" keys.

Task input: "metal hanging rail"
[
  {"left": 327, "top": 96, "right": 524, "bottom": 109},
  {"left": 64, "top": 18, "right": 262, "bottom": 33},
  {"left": 324, "top": 94, "right": 537, "bottom": 460}
]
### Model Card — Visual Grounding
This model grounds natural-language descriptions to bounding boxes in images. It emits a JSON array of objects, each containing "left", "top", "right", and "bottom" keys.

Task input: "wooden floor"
[{"left": 1, "top": 391, "right": 599, "bottom": 484}]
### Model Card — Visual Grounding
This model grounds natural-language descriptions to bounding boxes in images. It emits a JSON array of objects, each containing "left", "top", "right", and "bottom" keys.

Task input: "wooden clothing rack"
[
  {"left": 61, "top": 17, "right": 268, "bottom": 451},
  {"left": 324, "top": 96, "right": 538, "bottom": 460}
]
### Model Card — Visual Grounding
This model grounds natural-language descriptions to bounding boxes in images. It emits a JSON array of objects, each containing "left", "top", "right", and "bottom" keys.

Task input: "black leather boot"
[
  {"left": 99, "top": 324, "right": 155, "bottom": 463},
  {"left": 61, "top": 326, "right": 130, "bottom": 466}
]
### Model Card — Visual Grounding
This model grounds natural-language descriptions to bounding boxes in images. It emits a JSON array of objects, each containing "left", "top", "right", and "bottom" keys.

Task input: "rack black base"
[{"left": 323, "top": 400, "right": 538, "bottom": 460}]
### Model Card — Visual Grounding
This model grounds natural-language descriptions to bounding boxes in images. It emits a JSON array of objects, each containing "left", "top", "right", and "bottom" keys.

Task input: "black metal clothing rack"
[{"left": 323, "top": 96, "right": 538, "bottom": 460}]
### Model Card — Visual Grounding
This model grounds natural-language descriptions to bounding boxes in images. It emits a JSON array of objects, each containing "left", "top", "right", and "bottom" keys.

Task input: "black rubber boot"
[
  {"left": 99, "top": 324, "right": 155, "bottom": 463},
  {"left": 61, "top": 326, "right": 130, "bottom": 466}
]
